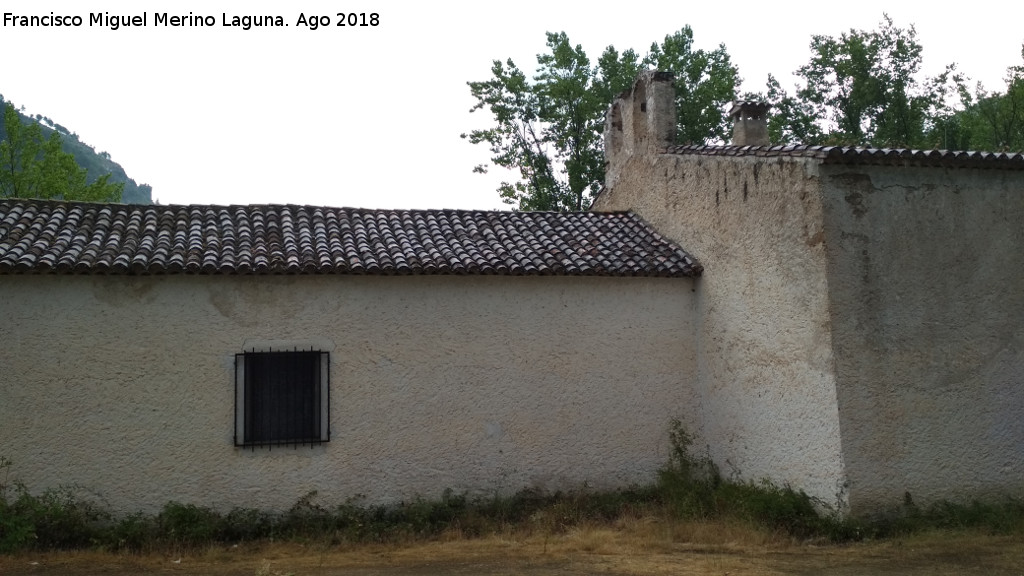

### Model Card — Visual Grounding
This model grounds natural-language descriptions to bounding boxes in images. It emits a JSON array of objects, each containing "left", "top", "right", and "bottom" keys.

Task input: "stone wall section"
[
  {"left": 595, "top": 72, "right": 847, "bottom": 508},
  {"left": 820, "top": 165, "right": 1024, "bottom": 512}
]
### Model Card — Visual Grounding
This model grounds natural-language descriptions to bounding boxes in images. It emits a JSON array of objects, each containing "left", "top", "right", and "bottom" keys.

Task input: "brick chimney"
[{"left": 730, "top": 101, "right": 770, "bottom": 146}]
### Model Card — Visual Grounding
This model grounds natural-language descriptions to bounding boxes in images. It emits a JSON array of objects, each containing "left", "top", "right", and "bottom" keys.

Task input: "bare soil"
[{"left": 3, "top": 521, "right": 1022, "bottom": 575}]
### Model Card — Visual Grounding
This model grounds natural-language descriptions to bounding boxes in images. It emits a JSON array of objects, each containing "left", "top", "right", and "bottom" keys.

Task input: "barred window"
[{"left": 234, "top": 350, "right": 330, "bottom": 448}]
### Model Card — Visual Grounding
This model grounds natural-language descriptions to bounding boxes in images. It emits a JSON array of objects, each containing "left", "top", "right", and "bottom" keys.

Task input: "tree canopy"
[
  {"left": 938, "top": 46, "right": 1024, "bottom": 152},
  {"left": 463, "top": 28, "right": 737, "bottom": 212},
  {"left": 644, "top": 28, "right": 737, "bottom": 145},
  {"left": 465, "top": 20, "right": 1024, "bottom": 211},
  {"left": 763, "top": 17, "right": 1024, "bottom": 152},
  {"left": 764, "top": 15, "right": 959, "bottom": 148},
  {"left": 0, "top": 102, "right": 123, "bottom": 202}
]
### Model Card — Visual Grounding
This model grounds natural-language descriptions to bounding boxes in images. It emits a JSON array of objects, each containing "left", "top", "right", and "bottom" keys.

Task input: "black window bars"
[{"left": 234, "top": 348, "right": 330, "bottom": 450}]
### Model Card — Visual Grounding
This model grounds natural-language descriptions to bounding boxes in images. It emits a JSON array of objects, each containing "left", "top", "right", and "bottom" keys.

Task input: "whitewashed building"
[{"left": 1, "top": 71, "right": 1022, "bottom": 515}]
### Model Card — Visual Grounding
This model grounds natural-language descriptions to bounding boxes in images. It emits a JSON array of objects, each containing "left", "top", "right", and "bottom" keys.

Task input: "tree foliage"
[
  {"left": 465, "top": 20, "right": 1024, "bottom": 213},
  {"left": 764, "top": 20, "right": 1024, "bottom": 153},
  {"left": 643, "top": 28, "right": 738, "bottom": 145},
  {"left": 936, "top": 46, "right": 1024, "bottom": 151},
  {"left": 464, "top": 28, "right": 737, "bottom": 211},
  {"left": 1, "top": 102, "right": 122, "bottom": 202},
  {"left": 765, "top": 16, "right": 960, "bottom": 148},
  {"left": 462, "top": 32, "right": 634, "bottom": 212}
]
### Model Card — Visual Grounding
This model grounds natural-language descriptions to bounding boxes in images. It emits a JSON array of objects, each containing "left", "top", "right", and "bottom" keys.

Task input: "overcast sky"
[{"left": 2, "top": 1, "right": 1022, "bottom": 209}]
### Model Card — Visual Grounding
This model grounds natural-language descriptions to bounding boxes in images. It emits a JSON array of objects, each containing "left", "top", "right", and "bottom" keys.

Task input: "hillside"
[{"left": 0, "top": 94, "right": 152, "bottom": 204}]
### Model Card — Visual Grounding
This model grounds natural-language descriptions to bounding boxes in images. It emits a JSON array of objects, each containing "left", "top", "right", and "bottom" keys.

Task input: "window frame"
[{"left": 234, "top": 349, "right": 330, "bottom": 449}]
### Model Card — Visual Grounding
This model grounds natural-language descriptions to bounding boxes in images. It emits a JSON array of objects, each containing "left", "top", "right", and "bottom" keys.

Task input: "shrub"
[
  {"left": 655, "top": 419, "right": 827, "bottom": 537},
  {"left": 0, "top": 483, "right": 106, "bottom": 551},
  {"left": 3, "top": 422, "right": 1024, "bottom": 553},
  {"left": 156, "top": 502, "right": 222, "bottom": 546},
  {"left": 278, "top": 491, "right": 336, "bottom": 539},
  {"left": 0, "top": 457, "right": 108, "bottom": 551},
  {"left": 107, "top": 512, "right": 157, "bottom": 551},
  {"left": 220, "top": 507, "right": 276, "bottom": 542},
  {"left": 0, "top": 477, "right": 33, "bottom": 552}
]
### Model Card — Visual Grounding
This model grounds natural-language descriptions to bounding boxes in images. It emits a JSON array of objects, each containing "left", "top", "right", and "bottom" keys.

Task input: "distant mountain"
[{"left": 0, "top": 94, "right": 152, "bottom": 204}]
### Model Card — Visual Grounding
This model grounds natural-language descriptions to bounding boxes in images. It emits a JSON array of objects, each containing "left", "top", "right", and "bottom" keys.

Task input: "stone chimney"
[
  {"left": 603, "top": 71, "right": 675, "bottom": 192},
  {"left": 730, "top": 101, "right": 770, "bottom": 146}
]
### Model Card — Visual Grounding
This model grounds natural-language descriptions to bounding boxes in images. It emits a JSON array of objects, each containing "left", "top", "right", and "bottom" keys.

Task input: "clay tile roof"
[
  {"left": 665, "top": 144, "right": 1024, "bottom": 169},
  {"left": 0, "top": 199, "right": 702, "bottom": 278}
]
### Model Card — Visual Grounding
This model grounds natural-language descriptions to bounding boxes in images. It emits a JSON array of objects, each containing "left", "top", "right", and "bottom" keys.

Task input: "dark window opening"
[{"left": 235, "top": 349, "right": 330, "bottom": 449}]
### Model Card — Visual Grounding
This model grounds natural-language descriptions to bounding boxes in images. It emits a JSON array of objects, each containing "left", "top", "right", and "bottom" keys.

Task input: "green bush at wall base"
[
  {"left": 2, "top": 427, "right": 1023, "bottom": 553},
  {"left": 0, "top": 480, "right": 106, "bottom": 552}
]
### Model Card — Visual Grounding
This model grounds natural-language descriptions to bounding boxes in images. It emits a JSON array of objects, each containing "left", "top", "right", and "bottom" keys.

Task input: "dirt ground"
[{"left": 2, "top": 526, "right": 1023, "bottom": 575}]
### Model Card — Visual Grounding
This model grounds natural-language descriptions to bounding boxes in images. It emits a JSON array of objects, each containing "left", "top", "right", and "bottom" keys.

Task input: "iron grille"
[{"left": 235, "top": 349, "right": 330, "bottom": 449}]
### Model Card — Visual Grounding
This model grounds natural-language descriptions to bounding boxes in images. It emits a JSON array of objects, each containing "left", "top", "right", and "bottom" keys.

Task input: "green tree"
[
  {"left": 767, "top": 15, "right": 958, "bottom": 148},
  {"left": 462, "top": 32, "right": 634, "bottom": 211},
  {"left": 643, "top": 27, "right": 738, "bottom": 145},
  {"left": 0, "top": 102, "right": 122, "bottom": 202},
  {"left": 763, "top": 74, "right": 823, "bottom": 144},
  {"left": 935, "top": 46, "right": 1024, "bottom": 151},
  {"left": 464, "top": 28, "right": 738, "bottom": 211}
]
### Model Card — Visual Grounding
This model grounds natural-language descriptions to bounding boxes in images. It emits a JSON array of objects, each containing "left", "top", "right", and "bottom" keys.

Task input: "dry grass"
[{"left": 3, "top": 516, "right": 1023, "bottom": 576}]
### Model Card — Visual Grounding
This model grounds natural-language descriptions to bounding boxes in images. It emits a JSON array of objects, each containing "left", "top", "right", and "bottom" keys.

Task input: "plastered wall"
[
  {"left": 0, "top": 274, "right": 697, "bottom": 514},
  {"left": 595, "top": 153, "right": 848, "bottom": 510},
  {"left": 821, "top": 165, "right": 1024, "bottom": 512}
]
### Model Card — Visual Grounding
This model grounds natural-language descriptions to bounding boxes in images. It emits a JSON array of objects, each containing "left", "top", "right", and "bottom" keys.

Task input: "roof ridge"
[
  {"left": 0, "top": 199, "right": 643, "bottom": 216},
  {"left": 664, "top": 144, "right": 1024, "bottom": 168}
]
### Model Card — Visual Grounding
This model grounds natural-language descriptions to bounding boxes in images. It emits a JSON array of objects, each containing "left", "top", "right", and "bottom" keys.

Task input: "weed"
[
  {"left": 156, "top": 502, "right": 222, "bottom": 547},
  {"left": 0, "top": 457, "right": 30, "bottom": 552},
  {"left": 843, "top": 492, "right": 1024, "bottom": 540},
  {"left": 2, "top": 422, "right": 1023, "bottom": 554},
  {"left": 279, "top": 491, "right": 335, "bottom": 539},
  {"left": 654, "top": 419, "right": 827, "bottom": 537},
  {"left": 0, "top": 458, "right": 107, "bottom": 551},
  {"left": 221, "top": 507, "right": 276, "bottom": 543},
  {"left": 107, "top": 512, "right": 157, "bottom": 551}
]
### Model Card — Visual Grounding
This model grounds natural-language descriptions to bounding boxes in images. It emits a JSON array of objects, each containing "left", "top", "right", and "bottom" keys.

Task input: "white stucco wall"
[
  {"left": 594, "top": 153, "right": 848, "bottom": 510},
  {"left": 820, "top": 165, "right": 1024, "bottom": 513},
  {"left": 0, "top": 274, "right": 697, "bottom": 514}
]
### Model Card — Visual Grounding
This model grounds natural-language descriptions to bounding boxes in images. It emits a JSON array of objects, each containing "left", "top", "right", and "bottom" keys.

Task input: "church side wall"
[
  {"left": 0, "top": 274, "right": 696, "bottom": 514},
  {"left": 594, "top": 154, "right": 848, "bottom": 509},
  {"left": 820, "top": 165, "right": 1024, "bottom": 513}
]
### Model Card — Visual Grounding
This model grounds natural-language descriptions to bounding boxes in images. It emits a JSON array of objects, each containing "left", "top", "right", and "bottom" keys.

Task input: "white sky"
[{"left": 2, "top": 0, "right": 1022, "bottom": 209}]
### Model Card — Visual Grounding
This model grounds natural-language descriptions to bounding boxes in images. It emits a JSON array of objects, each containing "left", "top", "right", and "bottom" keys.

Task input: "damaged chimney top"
[{"left": 730, "top": 101, "right": 771, "bottom": 147}]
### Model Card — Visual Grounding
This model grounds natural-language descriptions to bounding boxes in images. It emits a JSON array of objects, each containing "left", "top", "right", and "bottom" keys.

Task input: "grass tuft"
[{"left": 2, "top": 424, "right": 1023, "bottom": 554}]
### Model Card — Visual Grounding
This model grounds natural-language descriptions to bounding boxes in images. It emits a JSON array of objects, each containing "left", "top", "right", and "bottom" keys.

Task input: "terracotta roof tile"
[
  {"left": 666, "top": 144, "right": 1024, "bottom": 169},
  {"left": 0, "top": 200, "right": 702, "bottom": 278}
]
